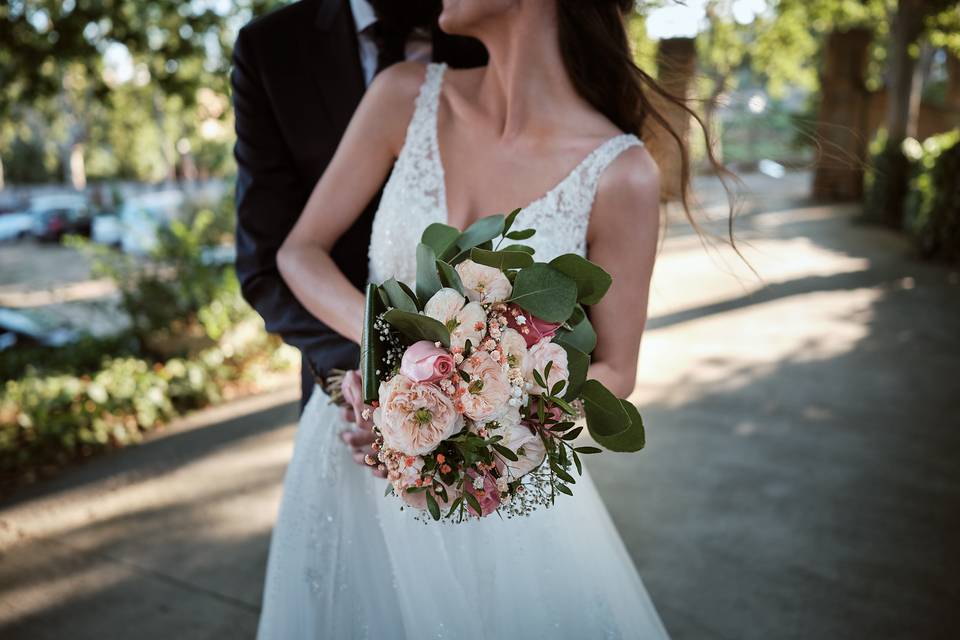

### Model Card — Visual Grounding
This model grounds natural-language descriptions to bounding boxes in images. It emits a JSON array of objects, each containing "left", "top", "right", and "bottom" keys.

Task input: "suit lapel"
[{"left": 306, "top": 0, "right": 366, "bottom": 135}]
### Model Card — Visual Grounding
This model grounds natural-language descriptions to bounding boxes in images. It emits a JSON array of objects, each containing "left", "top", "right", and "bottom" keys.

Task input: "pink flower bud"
[
  {"left": 400, "top": 341, "right": 456, "bottom": 383},
  {"left": 505, "top": 304, "right": 561, "bottom": 348}
]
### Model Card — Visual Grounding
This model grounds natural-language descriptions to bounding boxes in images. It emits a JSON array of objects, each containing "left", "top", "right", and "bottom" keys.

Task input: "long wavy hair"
[{"left": 556, "top": 0, "right": 742, "bottom": 257}]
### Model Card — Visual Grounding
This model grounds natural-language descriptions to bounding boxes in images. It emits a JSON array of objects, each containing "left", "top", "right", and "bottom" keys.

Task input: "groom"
[{"left": 232, "top": 0, "right": 486, "bottom": 413}]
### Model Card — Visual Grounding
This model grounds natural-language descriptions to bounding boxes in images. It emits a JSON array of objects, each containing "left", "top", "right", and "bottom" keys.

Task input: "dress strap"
[
  {"left": 578, "top": 134, "right": 644, "bottom": 192},
  {"left": 403, "top": 63, "right": 447, "bottom": 156}
]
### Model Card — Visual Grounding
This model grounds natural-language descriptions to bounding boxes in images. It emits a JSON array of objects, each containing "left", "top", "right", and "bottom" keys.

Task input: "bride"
[{"left": 260, "top": 0, "right": 697, "bottom": 637}]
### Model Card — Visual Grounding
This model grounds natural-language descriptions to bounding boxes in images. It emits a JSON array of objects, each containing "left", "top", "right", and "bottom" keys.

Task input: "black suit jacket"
[{"left": 232, "top": 0, "right": 485, "bottom": 407}]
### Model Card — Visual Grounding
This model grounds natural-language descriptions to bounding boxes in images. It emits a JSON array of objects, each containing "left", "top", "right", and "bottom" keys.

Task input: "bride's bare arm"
[
  {"left": 277, "top": 63, "right": 426, "bottom": 345},
  {"left": 584, "top": 146, "right": 661, "bottom": 398}
]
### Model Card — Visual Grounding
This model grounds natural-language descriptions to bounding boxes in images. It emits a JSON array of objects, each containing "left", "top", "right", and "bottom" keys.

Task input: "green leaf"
[
  {"left": 580, "top": 380, "right": 645, "bottom": 452},
  {"left": 492, "top": 443, "right": 519, "bottom": 461},
  {"left": 557, "top": 342, "right": 590, "bottom": 401},
  {"left": 561, "top": 426, "right": 583, "bottom": 441},
  {"left": 425, "top": 490, "right": 441, "bottom": 521},
  {"left": 549, "top": 254, "right": 613, "bottom": 306},
  {"left": 553, "top": 464, "right": 576, "bottom": 484},
  {"left": 360, "top": 284, "right": 387, "bottom": 403},
  {"left": 416, "top": 243, "right": 443, "bottom": 305},
  {"left": 503, "top": 208, "right": 522, "bottom": 234},
  {"left": 446, "top": 495, "right": 464, "bottom": 518},
  {"left": 382, "top": 309, "right": 451, "bottom": 347},
  {"left": 572, "top": 449, "right": 582, "bottom": 475},
  {"left": 556, "top": 483, "right": 573, "bottom": 496},
  {"left": 382, "top": 278, "right": 418, "bottom": 313},
  {"left": 574, "top": 446, "right": 603, "bottom": 454},
  {"left": 457, "top": 214, "right": 505, "bottom": 250},
  {"left": 421, "top": 222, "right": 461, "bottom": 260},
  {"left": 469, "top": 247, "right": 534, "bottom": 270},
  {"left": 436, "top": 260, "right": 465, "bottom": 295},
  {"left": 509, "top": 263, "right": 578, "bottom": 323},
  {"left": 505, "top": 228, "right": 536, "bottom": 240},
  {"left": 464, "top": 490, "right": 483, "bottom": 516},
  {"left": 555, "top": 314, "right": 597, "bottom": 354},
  {"left": 502, "top": 244, "right": 536, "bottom": 255}
]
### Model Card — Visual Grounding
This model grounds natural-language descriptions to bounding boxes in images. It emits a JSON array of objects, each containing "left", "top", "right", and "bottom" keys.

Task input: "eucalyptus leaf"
[
  {"left": 502, "top": 244, "right": 536, "bottom": 255},
  {"left": 421, "top": 222, "right": 461, "bottom": 260},
  {"left": 549, "top": 254, "right": 613, "bottom": 305},
  {"left": 581, "top": 380, "right": 645, "bottom": 452},
  {"left": 456, "top": 214, "right": 505, "bottom": 250},
  {"left": 503, "top": 208, "right": 522, "bottom": 234},
  {"left": 505, "top": 228, "right": 536, "bottom": 240},
  {"left": 382, "top": 309, "right": 451, "bottom": 347},
  {"left": 509, "top": 263, "right": 578, "bottom": 323},
  {"left": 360, "top": 284, "right": 387, "bottom": 403},
  {"left": 436, "top": 260, "right": 465, "bottom": 294},
  {"left": 382, "top": 278, "right": 418, "bottom": 313},
  {"left": 555, "top": 315, "right": 597, "bottom": 354},
  {"left": 557, "top": 342, "right": 590, "bottom": 400},
  {"left": 469, "top": 247, "right": 534, "bottom": 270},
  {"left": 416, "top": 243, "right": 443, "bottom": 305}
]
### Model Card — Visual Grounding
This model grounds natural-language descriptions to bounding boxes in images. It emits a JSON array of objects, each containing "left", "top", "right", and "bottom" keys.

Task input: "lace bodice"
[{"left": 369, "top": 63, "right": 643, "bottom": 286}]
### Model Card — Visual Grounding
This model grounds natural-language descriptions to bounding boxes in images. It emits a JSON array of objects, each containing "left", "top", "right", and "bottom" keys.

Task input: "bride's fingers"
[{"left": 342, "top": 429, "right": 376, "bottom": 448}]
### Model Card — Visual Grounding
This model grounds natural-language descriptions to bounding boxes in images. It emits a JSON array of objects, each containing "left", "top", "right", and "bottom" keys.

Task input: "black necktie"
[{"left": 370, "top": 20, "right": 410, "bottom": 75}]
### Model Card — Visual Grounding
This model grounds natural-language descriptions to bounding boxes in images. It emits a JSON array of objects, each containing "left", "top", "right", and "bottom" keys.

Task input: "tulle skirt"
[{"left": 257, "top": 387, "right": 669, "bottom": 639}]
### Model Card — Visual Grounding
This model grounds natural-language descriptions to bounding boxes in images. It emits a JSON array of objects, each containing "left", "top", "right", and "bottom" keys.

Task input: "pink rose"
[
  {"left": 505, "top": 304, "right": 561, "bottom": 347},
  {"left": 400, "top": 341, "right": 455, "bottom": 383},
  {"left": 375, "top": 374, "right": 463, "bottom": 456},
  {"left": 465, "top": 470, "right": 501, "bottom": 517}
]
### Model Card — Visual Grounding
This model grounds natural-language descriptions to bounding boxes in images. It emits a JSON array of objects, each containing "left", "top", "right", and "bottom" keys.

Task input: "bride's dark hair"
[{"left": 557, "top": 0, "right": 740, "bottom": 254}]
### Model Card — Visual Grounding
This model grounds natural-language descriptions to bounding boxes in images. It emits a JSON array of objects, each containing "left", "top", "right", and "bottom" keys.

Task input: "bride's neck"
[{"left": 473, "top": 10, "right": 577, "bottom": 140}]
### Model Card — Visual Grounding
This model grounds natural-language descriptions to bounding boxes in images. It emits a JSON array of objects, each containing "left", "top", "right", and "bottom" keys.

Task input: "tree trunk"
[
  {"left": 879, "top": 0, "right": 928, "bottom": 227},
  {"left": 0, "top": 154, "right": 5, "bottom": 191}
]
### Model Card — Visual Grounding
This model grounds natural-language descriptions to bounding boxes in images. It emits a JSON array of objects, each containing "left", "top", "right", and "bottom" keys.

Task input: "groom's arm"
[{"left": 231, "top": 26, "right": 359, "bottom": 383}]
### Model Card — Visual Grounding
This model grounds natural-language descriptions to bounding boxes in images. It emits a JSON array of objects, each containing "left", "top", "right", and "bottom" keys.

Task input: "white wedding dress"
[{"left": 258, "top": 64, "right": 669, "bottom": 640}]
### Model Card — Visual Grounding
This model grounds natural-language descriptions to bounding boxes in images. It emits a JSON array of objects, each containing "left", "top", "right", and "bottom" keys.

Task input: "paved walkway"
[{"left": 2, "top": 173, "right": 958, "bottom": 639}]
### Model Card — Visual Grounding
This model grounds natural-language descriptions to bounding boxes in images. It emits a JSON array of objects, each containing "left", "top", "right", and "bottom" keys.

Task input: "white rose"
[
  {"left": 423, "top": 288, "right": 487, "bottom": 351},
  {"left": 472, "top": 404, "right": 521, "bottom": 442},
  {"left": 524, "top": 340, "right": 569, "bottom": 396},
  {"left": 498, "top": 328, "right": 528, "bottom": 372},
  {"left": 424, "top": 288, "right": 466, "bottom": 329},
  {"left": 455, "top": 259, "right": 512, "bottom": 304},
  {"left": 502, "top": 422, "right": 546, "bottom": 477}
]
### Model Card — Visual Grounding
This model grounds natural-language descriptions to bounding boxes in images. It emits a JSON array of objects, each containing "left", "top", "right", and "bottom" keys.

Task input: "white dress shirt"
[{"left": 350, "top": 0, "right": 433, "bottom": 86}]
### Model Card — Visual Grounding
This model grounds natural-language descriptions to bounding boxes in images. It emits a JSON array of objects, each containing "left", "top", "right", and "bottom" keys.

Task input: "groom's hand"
[{"left": 339, "top": 370, "right": 387, "bottom": 478}]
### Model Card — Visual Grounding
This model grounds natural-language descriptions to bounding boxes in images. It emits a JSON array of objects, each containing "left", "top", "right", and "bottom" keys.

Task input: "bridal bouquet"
[{"left": 359, "top": 209, "right": 645, "bottom": 521}]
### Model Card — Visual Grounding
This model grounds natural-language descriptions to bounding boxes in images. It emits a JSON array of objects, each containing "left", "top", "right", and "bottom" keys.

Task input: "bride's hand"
[{"left": 339, "top": 369, "right": 387, "bottom": 478}]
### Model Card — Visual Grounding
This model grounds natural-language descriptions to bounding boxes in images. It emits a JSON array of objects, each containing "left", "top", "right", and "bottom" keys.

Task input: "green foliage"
[
  {"left": 0, "top": 330, "right": 292, "bottom": 486},
  {"left": 904, "top": 129, "right": 960, "bottom": 262}
]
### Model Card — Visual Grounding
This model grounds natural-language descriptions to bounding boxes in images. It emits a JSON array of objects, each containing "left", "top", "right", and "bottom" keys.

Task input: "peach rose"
[
  {"left": 502, "top": 421, "right": 547, "bottom": 477},
  {"left": 423, "top": 288, "right": 487, "bottom": 351},
  {"left": 455, "top": 259, "right": 512, "bottom": 304},
  {"left": 375, "top": 374, "right": 463, "bottom": 456},
  {"left": 400, "top": 341, "right": 455, "bottom": 383},
  {"left": 457, "top": 350, "right": 512, "bottom": 422},
  {"left": 524, "top": 340, "right": 569, "bottom": 396},
  {"left": 498, "top": 328, "right": 528, "bottom": 372}
]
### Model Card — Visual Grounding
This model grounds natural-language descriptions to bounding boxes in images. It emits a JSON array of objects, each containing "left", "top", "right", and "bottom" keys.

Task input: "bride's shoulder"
[
  {"left": 365, "top": 62, "right": 431, "bottom": 108},
  {"left": 592, "top": 141, "right": 660, "bottom": 230}
]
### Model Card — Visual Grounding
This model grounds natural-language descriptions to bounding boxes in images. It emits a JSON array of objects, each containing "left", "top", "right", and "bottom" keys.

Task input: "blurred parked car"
[
  {"left": 0, "top": 307, "right": 79, "bottom": 352},
  {"left": 29, "top": 194, "right": 92, "bottom": 242},
  {"left": 0, "top": 211, "right": 32, "bottom": 242},
  {"left": 120, "top": 191, "right": 185, "bottom": 255},
  {"left": 91, "top": 211, "right": 123, "bottom": 247}
]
